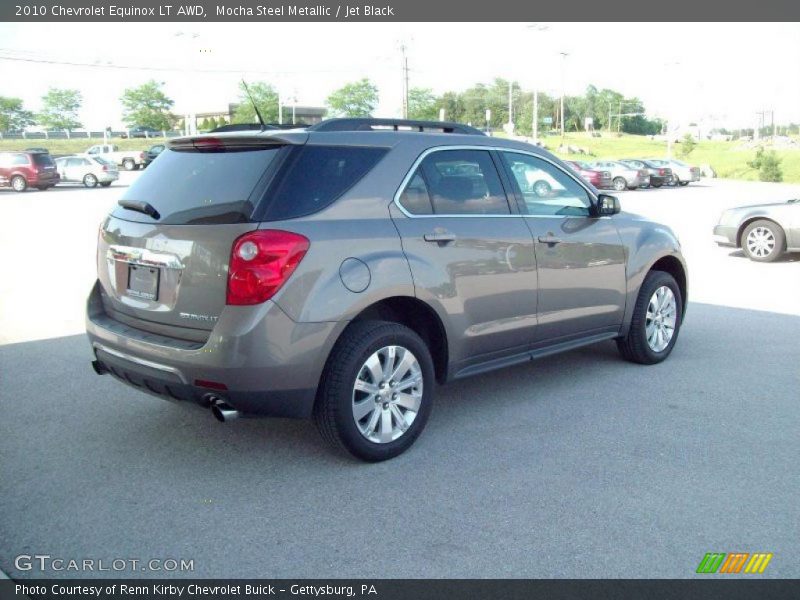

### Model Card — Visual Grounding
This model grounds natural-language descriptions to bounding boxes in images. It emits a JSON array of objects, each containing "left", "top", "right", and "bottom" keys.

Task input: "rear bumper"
[
  {"left": 713, "top": 225, "right": 738, "bottom": 247},
  {"left": 86, "top": 281, "right": 346, "bottom": 418}
]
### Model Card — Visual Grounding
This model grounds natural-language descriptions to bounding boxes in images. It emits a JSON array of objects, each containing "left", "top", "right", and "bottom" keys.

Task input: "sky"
[{"left": 0, "top": 22, "right": 798, "bottom": 130}]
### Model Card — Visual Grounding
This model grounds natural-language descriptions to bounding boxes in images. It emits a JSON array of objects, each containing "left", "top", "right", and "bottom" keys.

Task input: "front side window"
[
  {"left": 501, "top": 152, "right": 592, "bottom": 217},
  {"left": 414, "top": 149, "right": 509, "bottom": 215}
]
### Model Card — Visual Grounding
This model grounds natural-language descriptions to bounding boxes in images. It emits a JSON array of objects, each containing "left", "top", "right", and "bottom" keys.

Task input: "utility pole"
[
  {"left": 400, "top": 42, "right": 410, "bottom": 119},
  {"left": 559, "top": 52, "right": 569, "bottom": 142},
  {"left": 526, "top": 23, "right": 550, "bottom": 144}
]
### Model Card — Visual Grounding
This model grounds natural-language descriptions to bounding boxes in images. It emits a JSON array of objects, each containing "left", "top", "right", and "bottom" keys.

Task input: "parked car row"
[
  {"left": 561, "top": 157, "right": 701, "bottom": 191},
  {"left": 0, "top": 142, "right": 168, "bottom": 192}
]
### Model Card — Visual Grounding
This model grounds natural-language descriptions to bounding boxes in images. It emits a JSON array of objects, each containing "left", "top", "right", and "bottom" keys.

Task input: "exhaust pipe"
[
  {"left": 91, "top": 360, "right": 108, "bottom": 375},
  {"left": 211, "top": 400, "right": 240, "bottom": 422}
]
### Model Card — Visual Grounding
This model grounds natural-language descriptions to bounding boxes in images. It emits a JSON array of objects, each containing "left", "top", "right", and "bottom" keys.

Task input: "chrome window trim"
[{"left": 393, "top": 145, "right": 599, "bottom": 219}]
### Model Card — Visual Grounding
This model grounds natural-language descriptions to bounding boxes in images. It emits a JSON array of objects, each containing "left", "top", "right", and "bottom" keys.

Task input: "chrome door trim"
[{"left": 392, "top": 145, "right": 600, "bottom": 219}]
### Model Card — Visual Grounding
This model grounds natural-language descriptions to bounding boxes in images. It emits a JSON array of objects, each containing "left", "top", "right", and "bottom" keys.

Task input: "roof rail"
[{"left": 308, "top": 118, "right": 485, "bottom": 136}]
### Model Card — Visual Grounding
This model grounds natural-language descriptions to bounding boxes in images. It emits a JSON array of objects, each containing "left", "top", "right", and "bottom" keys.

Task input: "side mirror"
[{"left": 596, "top": 194, "right": 621, "bottom": 216}]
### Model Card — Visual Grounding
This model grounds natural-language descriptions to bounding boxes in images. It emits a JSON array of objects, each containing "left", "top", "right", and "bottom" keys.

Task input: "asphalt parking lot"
[{"left": 1, "top": 175, "right": 798, "bottom": 578}]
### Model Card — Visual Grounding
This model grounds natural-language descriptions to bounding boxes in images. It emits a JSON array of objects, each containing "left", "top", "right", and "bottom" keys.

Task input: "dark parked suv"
[
  {"left": 0, "top": 151, "right": 60, "bottom": 192},
  {"left": 87, "top": 118, "right": 687, "bottom": 461}
]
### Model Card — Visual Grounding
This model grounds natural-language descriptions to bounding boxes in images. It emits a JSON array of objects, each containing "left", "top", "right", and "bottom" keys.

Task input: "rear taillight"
[
  {"left": 659, "top": 169, "right": 666, "bottom": 176},
  {"left": 226, "top": 230, "right": 310, "bottom": 305},
  {"left": 102, "top": 165, "right": 108, "bottom": 172},
  {"left": 139, "top": 152, "right": 145, "bottom": 159}
]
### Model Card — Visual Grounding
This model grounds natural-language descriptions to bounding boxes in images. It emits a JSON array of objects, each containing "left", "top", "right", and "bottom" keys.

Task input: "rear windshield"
[
  {"left": 112, "top": 146, "right": 282, "bottom": 225},
  {"left": 31, "top": 153, "right": 54, "bottom": 167}
]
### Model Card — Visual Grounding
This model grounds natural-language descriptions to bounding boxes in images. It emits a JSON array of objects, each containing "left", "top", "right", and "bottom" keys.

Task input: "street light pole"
[
  {"left": 559, "top": 52, "right": 569, "bottom": 143},
  {"left": 526, "top": 23, "right": 549, "bottom": 145}
]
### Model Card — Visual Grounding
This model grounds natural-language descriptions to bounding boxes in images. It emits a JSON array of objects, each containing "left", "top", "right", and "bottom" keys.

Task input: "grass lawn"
[
  {"left": 543, "top": 133, "right": 800, "bottom": 183},
  {"left": 0, "top": 137, "right": 167, "bottom": 155}
]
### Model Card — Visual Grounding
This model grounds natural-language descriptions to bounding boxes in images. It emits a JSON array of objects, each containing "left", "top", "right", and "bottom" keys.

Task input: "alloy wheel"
[
  {"left": 746, "top": 226, "right": 776, "bottom": 258},
  {"left": 352, "top": 345, "right": 423, "bottom": 444},
  {"left": 645, "top": 286, "right": 677, "bottom": 352}
]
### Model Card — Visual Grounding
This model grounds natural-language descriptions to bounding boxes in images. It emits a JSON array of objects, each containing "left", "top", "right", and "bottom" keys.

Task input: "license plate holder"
[{"left": 127, "top": 265, "right": 160, "bottom": 300}]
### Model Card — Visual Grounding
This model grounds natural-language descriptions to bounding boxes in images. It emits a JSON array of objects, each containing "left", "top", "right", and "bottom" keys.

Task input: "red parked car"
[
  {"left": 0, "top": 151, "right": 60, "bottom": 192},
  {"left": 564, "top": 160, "right": 613, "bottom": 189}
]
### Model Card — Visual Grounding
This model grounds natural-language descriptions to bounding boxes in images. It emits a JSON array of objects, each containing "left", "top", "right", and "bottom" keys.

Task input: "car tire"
[
  {"left": 122, "top": 159, "right": 136, "bottom": 171},
  {"left": 651, "top": 181, "right": 662, "bottom": 188},
  {"left": 617, "top": 270, "right": 683, "bottom": 365},
  {"left": 100, "top": 182, "right": 112, "bottom": 187},
  {"left": 36, "top": 186, "right": 49, "bottom": 191},
  {"left": 671, "top": 174, "right": 680, "bottom": 186},
  {"left": 314, "top": 320, "right": 434, "bottom": 462},
  {"left": 10, "top": 175, "right": 27, "bottom": 192},
  {"left": 741, "top": 219, "right": 785, "bottom": 263},
  {"left": 679, "top": 181, "right": 689, "bottom": 186},
  {"left": 612, "top": 177, "right": 627, "bottom": 192},
  {"left": 83, "top": 174, "right": 98, "bottom": 188}
]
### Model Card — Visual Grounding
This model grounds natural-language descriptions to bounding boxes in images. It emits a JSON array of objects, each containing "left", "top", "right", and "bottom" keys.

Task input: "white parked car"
[
  {"left": 85, "top": 144, "right": 146, "bottom": 171},
  {"left": 56, "top": 155, "right": 119, "bottom": 188},
  {"left": 647, "top": 158, "right": 701, "bottom": 186},
  {"left": 591, "top": 160, "right": 650, "bottom": 191}
]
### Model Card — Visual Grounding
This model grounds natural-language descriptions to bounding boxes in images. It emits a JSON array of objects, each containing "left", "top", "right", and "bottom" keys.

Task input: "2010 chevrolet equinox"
[{"left": 87, "top": 118, "right": 687, "bottom": 461}]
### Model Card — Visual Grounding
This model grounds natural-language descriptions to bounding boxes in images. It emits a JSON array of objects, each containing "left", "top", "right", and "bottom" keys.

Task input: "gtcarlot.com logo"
[
  {"left": 14, "top": 554, "right": 195, "bottom": 573},
  {"left": 696, "top": 552, "right": 773, "bottom": 574}
]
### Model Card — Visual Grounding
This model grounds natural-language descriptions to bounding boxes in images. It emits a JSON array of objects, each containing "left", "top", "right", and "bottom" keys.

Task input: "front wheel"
[
  {"left": 742, "top": 220, "right": 785, "bottom": 262},
  {"left": 612, "top": 177, "right": 627, "bottom": 192},
  {"left": 122, "top": 159, "right": 135, "bottom": 171},
  {"left": 314, "top": 321, "right": 434, "bottom": 462},
  {"left": 617, "top": 270, "right": 683, "bottom": 365}
]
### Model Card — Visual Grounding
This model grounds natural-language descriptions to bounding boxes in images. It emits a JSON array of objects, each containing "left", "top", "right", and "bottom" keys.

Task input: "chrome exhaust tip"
[{"left": 210, "top": 400, "right": 240, "bottom": 422}]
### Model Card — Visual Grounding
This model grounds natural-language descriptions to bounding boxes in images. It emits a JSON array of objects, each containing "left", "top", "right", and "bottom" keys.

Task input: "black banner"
[
  {"left": 2, "top": 580, "right": 800, "bottom": 600},
  {"left": 2, "top": 0, "right": 800, "bottom": 22}
]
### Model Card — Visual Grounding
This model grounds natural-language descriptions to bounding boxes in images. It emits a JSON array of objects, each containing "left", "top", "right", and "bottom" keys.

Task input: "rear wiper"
[{"left": 118, "top": 199, "right": 160, "bottom": 220}]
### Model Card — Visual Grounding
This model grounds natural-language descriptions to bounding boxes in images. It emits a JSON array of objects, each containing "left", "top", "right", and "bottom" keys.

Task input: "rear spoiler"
[{"left": 168, "top": 132, "right": 307, "bottom": 152}]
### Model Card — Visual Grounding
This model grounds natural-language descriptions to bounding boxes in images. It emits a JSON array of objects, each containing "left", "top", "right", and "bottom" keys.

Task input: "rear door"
[
  {"left": 499, "top": 151, "right": 627, "bottom": 343},
  {"left": 96, "top": 138, "right": 288, "bottom": 339},
  {"left": 391, "top": 148, "right": 538, "bottom": 367}
]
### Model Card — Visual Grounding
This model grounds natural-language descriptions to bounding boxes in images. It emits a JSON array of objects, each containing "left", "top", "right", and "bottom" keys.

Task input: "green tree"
[
  {"left": 38, "top": 88, "right": 82, "bottom": 131},
  {"left": 232, "top": 81, "right": 279, "bottom": 124},
  {"left": 327, "top": 78, "right": 378, "bottom": 117},
  {"left": 408, "top": 88, "right": 439, "bottom": 120},
  {"left": 200, "top": 117, "right": 211, "bottom": 131},
  {"left": 748, "top": 147, "right": 783, "bottom": 182},
  {"left": 679, "top": 133, "right": 698, "bottom": 157},
  {"left": 120, "top": 80, "right": 176, "bottom": 130},
  {"left": 0, "top": 96, "right": 34, "bottom": 132},
  {"left": 208, "top": 117, "right": 219, "bottom": 130}
]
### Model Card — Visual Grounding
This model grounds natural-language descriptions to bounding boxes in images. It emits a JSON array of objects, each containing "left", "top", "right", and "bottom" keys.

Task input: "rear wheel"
[
  {"left": 83, "top": 173, "right": 98, "bottom": 188},
  {"left": 314, "top": 320, "right": 434, "bottom": 462},
  {"left": 651, "top": 181, "right": 662, "bottom": 188},
  {"left": 741, "top": 220, "right": 785, "bottom": 262},
  {"left": 532, "top": 180, "right": 552, "bottom": 197},
  {"left": 11, "top": 175, "right": 27, "bottom": 192},
  {"left": 617, "top": 270, "right": 683, "bottom": 365},
  {"left": 100, "top": 182, "right": 112, "bottom": 187},
  {"left": 612, "top": 177, "right": 627, "bottom": 192},
  {"left": 122, "top": 159, "right": 135, "bottom": 171},
  {"left": 36, "top": 185, "right": 48, "bottom": 191}
]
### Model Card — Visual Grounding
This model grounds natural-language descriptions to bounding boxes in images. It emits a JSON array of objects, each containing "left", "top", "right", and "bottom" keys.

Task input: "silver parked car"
[
  {"left": 87, "top": 118, "right": 688, "bottom": 461},
  {"left": 647, "top": 158, "right": 701, "bottom": 186},
  {"left": 591, "top": 160, "right": 649, "bottom": 191},
  {"left": 714, "top": 199, "right": 799, "bottom": 262},
  {"left": 56, "top": 155, "right": 119, "bottom": 188}
]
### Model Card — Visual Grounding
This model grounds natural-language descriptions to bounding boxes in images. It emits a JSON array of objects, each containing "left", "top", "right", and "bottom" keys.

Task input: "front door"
[{"left": 499, "top": 151, "right": 627, "bottom": 343}]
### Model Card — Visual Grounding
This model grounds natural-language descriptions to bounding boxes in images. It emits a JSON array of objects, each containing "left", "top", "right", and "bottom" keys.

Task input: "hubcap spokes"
[
  {"left": 352, "top": 345, "right": 423, "bottom": 444},
  {"left": 746, "top": 227, "right": 775, "bottom": 257},
  {"left": 645, "top": 286, "right": 677, "bottom": 352}
]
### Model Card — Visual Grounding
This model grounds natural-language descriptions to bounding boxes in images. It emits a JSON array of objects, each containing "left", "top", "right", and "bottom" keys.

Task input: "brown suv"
[{"left": 0, "top": 151, "right": 60, "bottom": 192}]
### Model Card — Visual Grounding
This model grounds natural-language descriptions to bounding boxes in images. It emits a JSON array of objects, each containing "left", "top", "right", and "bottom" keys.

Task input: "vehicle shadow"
[{"left": 727, "top": 249, "right": 800, "bottom": 262}]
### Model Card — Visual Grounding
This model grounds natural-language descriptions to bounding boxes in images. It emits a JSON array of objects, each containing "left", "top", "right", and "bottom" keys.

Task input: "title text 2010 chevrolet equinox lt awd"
[{"left": 87, "top": 118, "right": 687, "bottom": 461}]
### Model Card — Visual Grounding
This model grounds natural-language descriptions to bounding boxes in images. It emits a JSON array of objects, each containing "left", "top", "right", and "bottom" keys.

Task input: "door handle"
[
  {"left": 537, "top": 235, "right": 563, "bottom": 245},
  {"left": 424, "top": 232, "right": 456, "bottom": 243}
]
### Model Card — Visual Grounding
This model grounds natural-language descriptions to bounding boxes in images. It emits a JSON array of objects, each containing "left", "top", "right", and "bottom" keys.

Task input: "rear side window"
[
  {"left": 12, "top": 154, "right": 29, "bottom": 166},
  {"left": 398, "top": 173, "right": 433, "bottom": 215},
  {"left": 112, "top": 147, "right": 282, "bottom": 225},
  {"left": 258, "top": 146, "right": 387, "bottom": 221}
]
